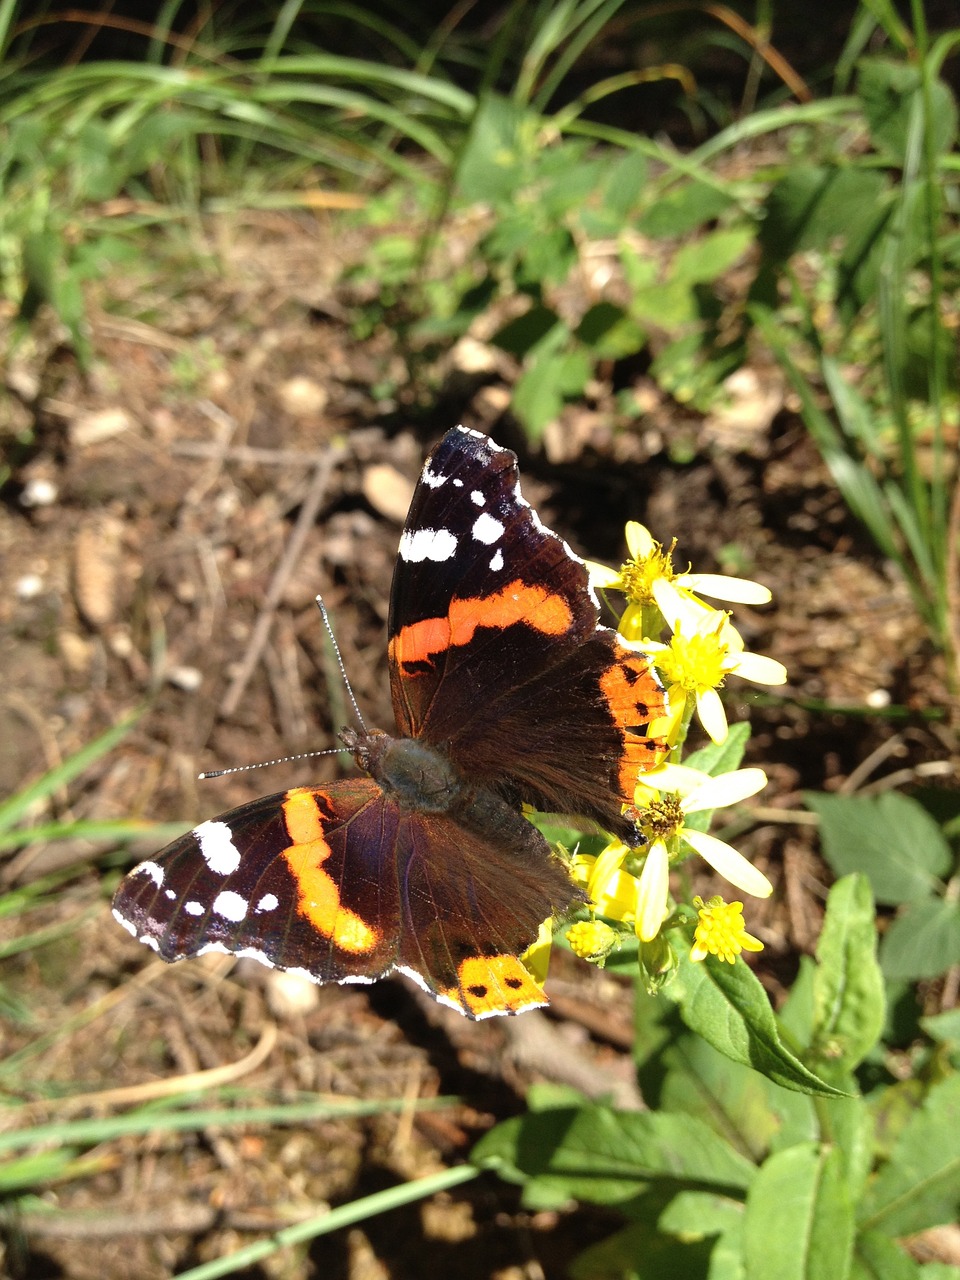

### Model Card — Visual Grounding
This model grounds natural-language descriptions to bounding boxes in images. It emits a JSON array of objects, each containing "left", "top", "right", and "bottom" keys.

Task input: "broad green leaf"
[
  {"left": 822, "top": 1096, "right": 875, "bottom": 1202},
  {"left": 743, "top": 1145, "right": 853, "bottom": 1280},
  {"left": 850, "top": 1230, "right": 920, "bottom": 1280},
  {"left": 672, "top": 950, "right": 846, "bottom": 1098},
  {"left": 472, "top": 1103, "right": 756, "bottom": 1205},
  {"left": 685, "top": 722, "right": 750, "bottom": 779},
  {"left": 671, "top": 228, "right": 755, "bottom": 287},
  {"left": 637, "top": 181, "right": 734, "bottom": 238},
  {"left": 654, "top": 1024, "right": 816, "bottom": 1162},
  {"left": 860, "top": 1073, "right": 960, "bottom": 1235},
  {"left": 921, "top": 1008, "right": 960, "bottom": 1045},
  {"left": 858, "top": 58, "right": 958, "bottom": 163},
  {"left": 810, "top": 875, "right": 885, "bottom": 1074},
  {"left": 569, "top": 1218, "right": 719, "bottom": 1280},
  {"left": 879, "top": 899, "right": 960, "bottom": 981},
  {"left": 491, "top": 305, "right": 561, "bottom": 358},
  {"left": 456, "top": 93, "right": 531, "bottom": 204},
  {"left": 518, "top": 224, "right": 578, "bottom": 289},
  {"left": 576, "top": 303, "right": 646, "bottom": 360},
  {"left": 759, "top": 166, "right": 888, "bottom": 262},
  {"left": 804, "top": 793, "right": 951, "bottom": 905},
  {"left": 512, "top": 344, "right": 591, "bottom": 441}
]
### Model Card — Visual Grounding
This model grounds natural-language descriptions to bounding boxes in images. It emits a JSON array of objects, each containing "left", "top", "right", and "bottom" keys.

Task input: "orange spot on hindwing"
[
  {"left": 281, "top": 789, "right": 378, "bottom": 954},
  {"left": 440, "top": 954, "right": 547, "bottom": 1017},
  {"left": 390, "top": 580, "right": 573, "bottom": 670}
]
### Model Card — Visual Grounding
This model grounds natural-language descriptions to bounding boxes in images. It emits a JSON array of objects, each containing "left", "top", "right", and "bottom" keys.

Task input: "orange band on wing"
[
  {"left": 390, "top": 580, "right": 574, "bottom": 669},
  {"left": 281, "top": 789, "right": 378, "bottom": 954},
  {"left": 600, "top": 655, "right": 670, "bottom": 799}
]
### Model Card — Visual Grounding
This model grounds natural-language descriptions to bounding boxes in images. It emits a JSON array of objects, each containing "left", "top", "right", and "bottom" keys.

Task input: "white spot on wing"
[
  {"left": 195, "top": 820, "right": 241, "bottom": 876},
  {"left": 133, "top": 860, "right": 164, "bottom": 887},
  {"left": 453, "top": 478, "right": 463, "bottom": 488},
  {"left": 489, "top": 549, "right": 504, "bottom": 572},
  {"left": 472, "top": 512, "right": 504, "bottom": 545},
  {"left": 164, "top": 888, "right": 176, "bottom": 900},
  {"left": 139, "top": 934, "right": 161, "bottom": 951},
  {"left": 113, "top": 908, "right": 137, "bottom": 937},
  {"left": 256, "top": 893, "right": 279, "bottom": 913},
  {"left": 184, "top": 900, "right": 204, "bottom": 916},
  {"left": 212, "top": 890, "right": 248, "bottom": 922},
  {"left": 421, "top": 464, "right": 446, "bottom": 489},
  {"left": 470, "top": 489, "right": 484, "bottom": 506},
  {"left": 399, "top": 527, "right": 458, "bottom": 563}
]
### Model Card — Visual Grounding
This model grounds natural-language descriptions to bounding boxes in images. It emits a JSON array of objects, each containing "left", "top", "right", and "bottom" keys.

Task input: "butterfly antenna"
[
  {"left": 315, "top": 594, "right": 368, "bottom": 733},
  {"left": 200, "top": 748, "right": 344, "bottom": 781}
]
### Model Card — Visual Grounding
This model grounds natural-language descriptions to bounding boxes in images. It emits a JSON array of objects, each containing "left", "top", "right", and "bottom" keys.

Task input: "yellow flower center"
[
  {"left": 618, "top": 538, "right": 677, "bottom": 606},
  {"left": 657, "top": 624, "right": 728, "bottom": 692},
  {"left": 566, "top": 919, "right": 619, "bottom": 962},
  {"left": 692, "top": 896, "right": 760, "bottom": 964},
  {"left": 634, "top": 796, "right": 683, "bottom": 845}
]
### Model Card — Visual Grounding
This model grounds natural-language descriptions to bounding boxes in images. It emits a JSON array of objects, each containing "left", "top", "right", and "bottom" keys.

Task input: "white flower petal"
[
  {"left": 640, "top": 762, "right": 711, "bottom": 795},
  {"left": 636, "top": 840, "right": 670, "bottom": 941},
  {"left": 625, "top": 521, "right": 655, "bottom": 559},
  {"left": 680, "top": 573, "right": 772, "bottom": 605},
  {"left": 696, "top": 687, "right": 728, "bottom": 744},
  {"left": 653, "top": 577, "right": 713, "bottom": 633},
  {"left": 728, "top": 651, "right": 788, "bottom": 686},
  {"left": 682, "top": 768, "right": 768, "bottom": 813},
  {"left": 587, "top": 561, "right": 623, "bottom": 590},
  {"left": 682, "top": 829, "right": 773, "bottom": 897}
]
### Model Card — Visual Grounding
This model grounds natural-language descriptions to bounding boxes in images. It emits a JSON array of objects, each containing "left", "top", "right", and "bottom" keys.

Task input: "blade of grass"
[
  {"left": 0, "top": 709, "right": 144, "bottom": 839},
  {"left": 173, "top": 1164, "right": 480, "bottom": 1280}
]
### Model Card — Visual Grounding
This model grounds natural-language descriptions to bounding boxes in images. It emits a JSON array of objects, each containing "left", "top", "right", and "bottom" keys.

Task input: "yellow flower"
[
  {"left": 691, "top": 896, "right": 763, "bottom": 964},
  {"left": 631, "top": 763, "right": 773, "bottom": 942},
  {"left": 567, "top": 919, "right": 619, "bottom": 963},
  {"left": 589, "top": 522, "right": 773, "bottom": 643},
  {"left": 645, "top": 609, "right": 787, "bottom": 744}
]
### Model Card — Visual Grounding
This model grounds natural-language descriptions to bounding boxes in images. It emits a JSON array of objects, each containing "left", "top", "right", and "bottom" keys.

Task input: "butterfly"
[{"left": 113, "top": 426, "right": 669, "bottom": 1017}]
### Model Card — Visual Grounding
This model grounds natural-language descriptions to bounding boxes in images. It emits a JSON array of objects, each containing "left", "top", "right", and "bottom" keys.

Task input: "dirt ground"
[{"left": 1, "top": 212, "right": 957, "bottom": 1279}]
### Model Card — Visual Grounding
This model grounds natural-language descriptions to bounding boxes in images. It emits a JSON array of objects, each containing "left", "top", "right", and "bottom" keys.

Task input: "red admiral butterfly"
[{"left": 113, "top": 427, "right": 669, "bottom": 1017}]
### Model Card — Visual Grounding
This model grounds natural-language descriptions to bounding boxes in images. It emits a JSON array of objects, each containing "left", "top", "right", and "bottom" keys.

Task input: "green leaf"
[
  {"left": 921, "top": 1008, "right": 960, "bottom": 1045},
  {"left": 858, "top": 58, "right": 958, "bottom": 163},
  {"left": 580, "top": 151, "right": 648, "bottom": 237},
  {"left": 653, "top": 1022, "right": 817, "bottom": 1162},
  {"left": 759, "top": 165, "right": 889, "bottom": 262},
  {"left": 804, "top": 793, "right": 951, "bottom": 905},
  {"left": 472, "top": 1102, "right": 756, "bottom": 1206},
  {"left": 456, "top": 93, "right": 531, "bottom": 204},
  {"left": 671, "top": 228, "right": 755, "bottom": 287},
  {"left": 576, "top": 303, "right": 647, "bottom": 360},
  {"left": 851, "top": 1231, "right": 920, "bottom": 1280},
  {"left": 879, "top": 899, "right": 960, "bottom": 982},
  {"left": 672, "top": 949, "right": 846, "bottom": 1098},
  {"left": 685, "top": 722, "right": 750, "bottom": 778},
  {"left": 518, "top": 224, "right": 578, "bottom": 289},
  {"left": 491, "top": 305, "right": 560, "bottom": 358},
  {"left": 860, "top": 1073, "right": 960, "bottom": 1235},
  {"left": 512, "top": 342, "right": 591, "bottom": 441},
  {"left": 637, "top": 181, "right": 734, "bottom": 238},
  {"left": 569, "top": 1217, "right": 719, "bottom": 1280},
  {"left": 809, "top": 875, "right": 885, "bottom": 1075},
  {"left": 743, "top": 1145, "right": 854, "bottom": 1280}
]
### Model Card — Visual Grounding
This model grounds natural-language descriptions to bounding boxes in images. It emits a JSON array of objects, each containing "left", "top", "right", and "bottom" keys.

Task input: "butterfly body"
[{"left": 114, "top": 426, "right": 668, "bottom": 1017}]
